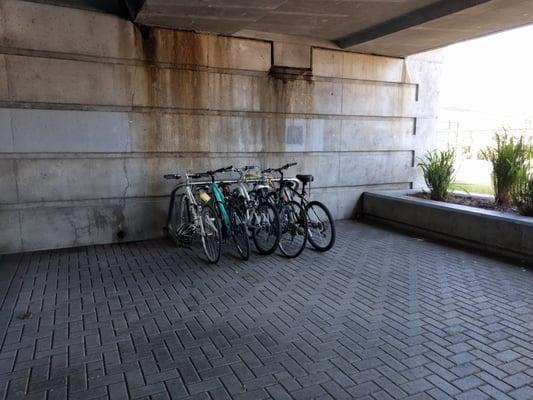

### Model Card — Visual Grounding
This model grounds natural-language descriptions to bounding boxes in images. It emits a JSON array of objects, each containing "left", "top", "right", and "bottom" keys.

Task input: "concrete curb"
[{"left": 362, "top": 190, "right": 533, "bottom": 264}]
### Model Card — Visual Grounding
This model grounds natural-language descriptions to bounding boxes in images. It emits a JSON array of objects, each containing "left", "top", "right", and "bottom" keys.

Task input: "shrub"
[
  {"left": 418, "top": 149, "right": 456, "bottom": 201},
  {"left": 512, "top": 169, "right": 533, "bottom": 216},
  {"left": 481, "top": 132, "right": 531, "bottom": 206}
]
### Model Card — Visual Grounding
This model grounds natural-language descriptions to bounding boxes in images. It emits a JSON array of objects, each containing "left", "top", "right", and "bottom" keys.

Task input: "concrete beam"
[
  {"left": 335, "top": 0, "right": 493, "bottom": 49},
  {"left": 123, "top": 0, "right": 145, "bottom": 20},
  {"left": 21, "top": 0, "right": 133, "bottom": 18}
]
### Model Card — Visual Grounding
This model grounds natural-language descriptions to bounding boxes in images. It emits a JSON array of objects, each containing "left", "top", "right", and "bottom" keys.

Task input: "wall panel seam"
[
  {"left": 2, "top": 150, "right": 416, "bottom": 159},
  {"left": 0, "top": 102, "right": 418, "bottom": 120},
  {"left": 0, "top": 183, "right": 413, "bottom": 209},
  {"left": 0, "top": 48, "right": 418, "bottom": 87}
]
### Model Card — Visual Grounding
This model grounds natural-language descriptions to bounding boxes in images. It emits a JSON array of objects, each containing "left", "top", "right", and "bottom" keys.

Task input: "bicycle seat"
[
  {"left": 164, "top": 174, "right": 181, "bottom": 180},
  {"left": 296, "top": 174, "right": 314, "bottom": 184}
]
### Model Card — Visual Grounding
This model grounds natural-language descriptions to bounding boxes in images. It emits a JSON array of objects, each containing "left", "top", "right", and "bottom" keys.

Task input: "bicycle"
[
  {"left": 164, "top": 172, "right": 222, "bottom": 263},
  {"left": 262, "top": 163, "right": 309, "bottom": 258},
  {"left": 196, "top": 166, "right": 250, "bottom": 261},
  {"left": 231, "top": 166, "right": 281, "bottom": 255},
  {"left": 265, "top": 163, "right": 336, "bottom": 254}
]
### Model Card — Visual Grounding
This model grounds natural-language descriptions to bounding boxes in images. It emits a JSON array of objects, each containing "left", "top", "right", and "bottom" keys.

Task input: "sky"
[{"left": 439, "top": 24, "right": 533, "bottom": 119}]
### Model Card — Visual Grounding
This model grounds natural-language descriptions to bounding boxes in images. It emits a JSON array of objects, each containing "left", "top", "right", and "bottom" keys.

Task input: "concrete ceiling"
[
  {"left": 133, "top": 0, "right": 533, "bottom": 57},
  {"left": 23, "top": 0, "right": 533, "bottom": 57}
]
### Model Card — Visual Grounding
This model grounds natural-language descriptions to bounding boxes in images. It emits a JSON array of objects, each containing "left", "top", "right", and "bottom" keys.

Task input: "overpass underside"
[
  {"left": 1, "top": 0, "right": 532, "bottom": 253},
  {"left": 20, "top": 0, "right": 533, "bottom": 57}
]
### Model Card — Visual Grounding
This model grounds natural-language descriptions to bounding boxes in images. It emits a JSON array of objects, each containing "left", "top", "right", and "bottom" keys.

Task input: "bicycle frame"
[{"left": 210, "top": 181, "right": 231, "bottom": 236}]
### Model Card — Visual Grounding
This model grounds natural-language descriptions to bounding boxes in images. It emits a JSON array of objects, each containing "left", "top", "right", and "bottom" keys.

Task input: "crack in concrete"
[
  {"left": 114, "top": 158, "right": 131, "bottom": 237},
  {"left": 67, "top": 210, "right": 80, "bottom": 246}
]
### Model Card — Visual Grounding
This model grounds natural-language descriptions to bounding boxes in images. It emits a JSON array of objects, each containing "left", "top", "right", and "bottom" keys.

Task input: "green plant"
[
  {"left": 418, "top": 149, "right": 456, "bottom": 201},
  {"left": 512, "top": 169, "right": 533, "bottom": 216},
  {"left": 481, "top": 132, "right": 531, "bottom": 206}
]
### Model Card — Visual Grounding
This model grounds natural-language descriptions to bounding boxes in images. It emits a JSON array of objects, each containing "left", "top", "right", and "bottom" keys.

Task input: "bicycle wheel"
[
  {"left": 168, "top": 194, "right": 191, "bottom": 244},
  {"left": 200, "top": 205, "right": 222, "bottom": 263},
  {"left": 252, "top": 202, "right": 281, "bottom": 255},
  {"left": 231, "top": 206, "right": 250, "bottom": 260},
  {"left": 167, "top": 194, "right": 181, "bottom": 239},
  {"left": 279, "top": 200, "right": 308, "bottom": 258},
  {"left": 306, "top": 201, "right": 336, "bottom": 251}
]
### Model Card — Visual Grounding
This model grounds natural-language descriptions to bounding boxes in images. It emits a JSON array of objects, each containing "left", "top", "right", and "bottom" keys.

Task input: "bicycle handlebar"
[
  {"left": 166, "top": 163, "right": 294, "bottom": 181},
  {"left": 261, "top": 162, "right": 297, "bottom": 174},
  {"left": 212, "top": 165, "right": 233, "bottom": 174},
  {"left": 188, "top": 165, "right": 233, "bottom": 180},
  {"left": 163, "top": 174, "right": 181, "bottom": 180}
]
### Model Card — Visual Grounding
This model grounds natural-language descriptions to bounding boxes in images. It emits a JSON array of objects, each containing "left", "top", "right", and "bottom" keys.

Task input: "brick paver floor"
[{"left": 0, "top": 221, "right": 532, "bottom": 400}]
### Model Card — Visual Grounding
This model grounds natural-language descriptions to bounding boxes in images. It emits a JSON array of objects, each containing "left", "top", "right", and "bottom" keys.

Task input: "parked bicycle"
[
  {"left": 164, "top": 162, "right": 334, "bottom": 263},
  {"left": 198, "top": 166, "right": 251, "bottom": 261},
  {"left": 263, "top": 163, "right": 309, "bottom": 258},
  {"left": 164, "top": 172, "right": 222, "bottom": 263},
  {"left": 265, "top": 162, "right": 336, "bottom": 254},
  {"left": 231, "top": 166, "right": 281, "bottom": 255}
]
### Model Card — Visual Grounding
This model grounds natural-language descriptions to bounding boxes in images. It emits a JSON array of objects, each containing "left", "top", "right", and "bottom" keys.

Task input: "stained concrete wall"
[{"left": 0, "top": 0, "right": 443, "bottom": 253}]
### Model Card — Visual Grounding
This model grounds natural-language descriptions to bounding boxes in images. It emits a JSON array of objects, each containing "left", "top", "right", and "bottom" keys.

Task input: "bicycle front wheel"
[
  {"left": 279, "top": 201, "right": 308, "bottom": 258},
  {"left": 306, "top": 201, "right": 336, "bottom": 251},
  {"left": 252, "top": 202, "right": 281, "bottom": 255},
  {"left": 231, "top": 207, "right": 250, "bottom": 260},
  {"left": 200, "top": 205, "right": 222, "bottom": 264}
]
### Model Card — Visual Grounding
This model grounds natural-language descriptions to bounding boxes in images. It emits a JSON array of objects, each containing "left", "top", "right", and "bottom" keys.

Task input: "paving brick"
[
  {"left": 400, "top": 378, "right": 433, "bottom": 395},
  {"left": 496, "top": 350, "right": 522, "bottom": 363},
  {"left": 452, "top": 375, "right": 483, "bottom": 391},
  {"left": 427, "top": 388, "right": 455, "bottom": 400},
  {"left": 455, "top": 388, "right": 491, "bottom": 400},
  {"left": 265, "top": 384, "right": 292, "bottom": 400},
  {"left": 0, "top": 221, "right": 532, "bottom": 400},
  {"left": 509, "top": 385, "right": 533, "bottom": 400},
  {"left": 502, "top": 372, "right": 531, "bottom": 389}
]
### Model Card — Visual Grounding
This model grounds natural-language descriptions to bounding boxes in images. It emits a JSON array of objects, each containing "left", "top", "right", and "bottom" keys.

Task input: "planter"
[{"left": 362, "top": 190, "right": 533, "bottom": 263}]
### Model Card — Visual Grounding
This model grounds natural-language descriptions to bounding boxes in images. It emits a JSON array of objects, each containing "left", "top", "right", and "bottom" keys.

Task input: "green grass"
[{"left": 450, "top": 182, "right": 493, "bottom": 195}]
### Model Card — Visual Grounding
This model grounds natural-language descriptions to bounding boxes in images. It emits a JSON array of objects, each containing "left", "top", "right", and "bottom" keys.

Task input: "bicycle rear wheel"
[
  {"left": 231, "top": 206, "right": 250, "bottom": 260},
  {"left": 279, "top": 200, "right": 308, "bottom": 258},
  {"left": 200, "top": 205, "right": 222, "bottom": 263},
  {"left": 168, "top": 194, "right": 192, "bottom": 244},
  {"left": 252, "top": 202, "right": 281, "bottom": 255},
  {"left": 306, "top": 201, "right": 336, "bottom": 251}
]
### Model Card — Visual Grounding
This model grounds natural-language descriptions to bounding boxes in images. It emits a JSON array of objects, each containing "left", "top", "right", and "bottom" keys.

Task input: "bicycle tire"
[
  {"left": 168, "top": 194, "right": 190, "bottom": 244},
  {"left": 252, "top": 202, "right": 281, "bottom": 255},
  {"left": 231, "top": 206, "right": 250, "bottom": 260},
  {"left": 200, "top": 205, "right": 222, "bottom": 264},
  {"left": 278, "top": 200, "right": 308, "bottom": 258},
  {"left": 306, "top": 200, "right": 336, "bottom": 251}
]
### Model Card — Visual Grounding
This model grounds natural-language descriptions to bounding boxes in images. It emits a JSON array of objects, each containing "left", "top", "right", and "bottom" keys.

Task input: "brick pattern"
[{"left": 0, "top": 221, "right": 532, "bottom": 400}]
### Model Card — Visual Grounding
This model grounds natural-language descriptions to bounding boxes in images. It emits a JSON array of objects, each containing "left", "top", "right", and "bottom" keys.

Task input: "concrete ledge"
[{"left": 362, "top": 190, "right": 533, "bottom": 263}]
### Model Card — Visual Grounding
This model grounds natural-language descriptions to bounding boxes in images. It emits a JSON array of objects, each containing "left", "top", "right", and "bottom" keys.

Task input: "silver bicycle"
[
  {"left": 164, "top": 172, "right": 222, "bottom": 263},
  {"left": 231, "top": 166, "right": 281, "bottom": 255}
]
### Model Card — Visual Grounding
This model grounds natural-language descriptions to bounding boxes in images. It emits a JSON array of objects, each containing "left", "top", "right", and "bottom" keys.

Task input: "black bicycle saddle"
[{"left": 296, "top": 174, "right": 314, "bottom": 184}]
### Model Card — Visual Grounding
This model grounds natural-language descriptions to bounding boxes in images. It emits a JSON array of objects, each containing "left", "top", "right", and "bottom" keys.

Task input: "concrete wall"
[{"left": 0, "top": 0, "right": 443, "bottom": 253}]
